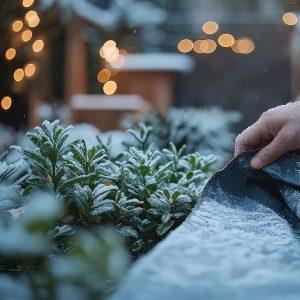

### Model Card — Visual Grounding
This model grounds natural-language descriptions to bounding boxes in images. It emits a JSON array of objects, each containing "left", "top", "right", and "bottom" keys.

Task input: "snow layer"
[{"left": 112, "top": 152, "right": 300, "bottom": 300}]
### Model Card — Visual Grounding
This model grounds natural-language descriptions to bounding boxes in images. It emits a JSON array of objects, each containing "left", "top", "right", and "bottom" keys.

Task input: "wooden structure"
[
  {"left": 113, "top": 53, "right": 193, "bottom": 111},
  {"left": 70, "top": 94, "right": 151, "bottom": 131}
]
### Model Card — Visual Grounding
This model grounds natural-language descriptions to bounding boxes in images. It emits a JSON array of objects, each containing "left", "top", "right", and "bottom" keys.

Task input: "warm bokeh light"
[
  {"left": 24, "top": 63, "right": 36, "bottom": 77},
  {"left": 97, "top": 69, "right": 111, "bottom": 83},
  {"left": 282, "top": 12, "right": 298, "bottom": 26},
  {"left": 111, "top": 54, "right": 125, "bottom": 69},
  {"left": 194, "top": 39, "right": 217, "bottom": 54},
  {"left": 232, "top": 38, "right": 255, "bottom": 54},
  {"left": 25, "top": 10, "right": 40, "bottom": 27},
  {"left": 32, "top": 39, "right": 44, "bottom": 52},
  {"left": 21, "top": 29, "right": 33, "bottom": 42},
  {"left": 5, "top": 48, "right": 16, "bottom": 60},
  {"left": 202, "top": 21, "right": 219, "bottom": 35},
  {"left": 104, "top": 46, "right": 120, "bottom": 63},
  {"left": 1, "top": 96, "right": 12, "bottom": 110},
  {"left": 204, "top": 39, "right": 217, "bottom": 53},
  {"left": 103, "top": 80, "right": 117, "bottom": 95},
  {"left": 12, "top": 20, "right": 23, "bottom": 32},
  {"left": 14, "top": 68, "right": 25, "bottom": 82},
  {"left": 103, "top": 40, "right": 116, "bottom": 51},
  {"left": 23, "top": 0, "right": 35, "bottom": 8},
  {"left": 218, "top": 33, "right": 235, "bottom": 47},
  {"left": 193, "top": 40, "right": 204, "bottom": 53},
  {"left": 177, "top": 39, "right": 193, "bottom": 53}
]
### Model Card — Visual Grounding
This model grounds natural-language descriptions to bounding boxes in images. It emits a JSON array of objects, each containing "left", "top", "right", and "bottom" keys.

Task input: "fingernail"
[{"left": 251, "top": 156, "right": 263, "bottom": 169}]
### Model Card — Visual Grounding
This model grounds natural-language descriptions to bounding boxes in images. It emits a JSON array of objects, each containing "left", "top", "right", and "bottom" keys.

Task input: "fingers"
[
  {"left": 250, "top": 127, "right": 296, "bottom": 169},
  {"left": 234, "top": 118, "right": 272, "bottom": 156}
]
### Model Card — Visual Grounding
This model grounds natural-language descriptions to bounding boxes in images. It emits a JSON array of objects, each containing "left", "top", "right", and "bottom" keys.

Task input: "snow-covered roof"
[
  {"left": 118, "top": 54, "right": 194, "bottom": 73},
  {"left": 70, "top": 94, "right": 151, "bottom": 111}
]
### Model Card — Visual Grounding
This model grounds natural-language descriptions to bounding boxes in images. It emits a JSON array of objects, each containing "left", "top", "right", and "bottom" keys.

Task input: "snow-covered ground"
[{"left": 112, "top": 152, "right": 300, "bottom": 300}]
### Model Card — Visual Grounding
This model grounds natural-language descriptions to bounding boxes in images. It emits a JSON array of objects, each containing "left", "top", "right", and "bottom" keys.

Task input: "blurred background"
[{"left": 1, "top": 0, "right": 300, "bottom": 133}]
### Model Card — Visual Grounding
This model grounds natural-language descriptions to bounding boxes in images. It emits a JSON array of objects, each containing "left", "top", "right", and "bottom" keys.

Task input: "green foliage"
[
  {"left": 123, "top": 107, "right": 241, "bottom": 165},
  {"left": 0, "top": 119, "right": 217, "bottom": 299},
  {"left": 10, "top": 120, "right": 216, "bottom": 254}
]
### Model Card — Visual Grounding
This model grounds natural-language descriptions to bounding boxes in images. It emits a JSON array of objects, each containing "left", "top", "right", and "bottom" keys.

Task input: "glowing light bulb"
[
  {"left": 32, "top": 39, "right": 44, "bottom": 52},
  {"left": 12, "top": 20, "right": 23, "bottom": 32},
  {"left": 1, "top": 96, "right": 12, "bottom": 110},
  {"left": 97, "top": 69, "right": 111, "bottom": 83},
  {"left": 14, "top": 68, "right": 25, "bottom": 82},
  {"left": 24, "top": 63, "right": 36, "bottom": 77},
  {"left": 21, "top": 29, "right": 33, "bottom": 42},
  {"left": 5, "top": 48, "right": 16, "bottom": 60},
  {"left": 218, "top": 34, "right": 235, "bottom": 48},
  {"left": 103, "top": 81, "right": 117, "bottom": 95},
  {"left": 282, "top": 12, "right": 298, "bottom": 26},
  {"left": 177, "top": 39, "right": 193, "bottom": 53},
  {"left": 202, "top": 21, "right": 219, "bottom": 35},
  {"left": 23, "top": 0, "right": 35, "bottom": 8}
]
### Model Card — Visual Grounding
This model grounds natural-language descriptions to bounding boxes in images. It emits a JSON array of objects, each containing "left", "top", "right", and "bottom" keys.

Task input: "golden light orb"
[
  {"left": 25, "top": 10, "right": 40, "bottom": 27},
  {"left": 1, "top": 96, "right": 12, "bottom": 110},
  {"left": 102, "top": 40, "right": 116, "bottom": 51},
  {"left": 103, "top": 80, "right": 117, "bottom": 95},
  {"left": 21, "top": 29, "right": 33, "bottom": 42},
  {"left": 194, "top": 40, "right": 208, "bottom": 53},
  {"left": 282, "top": 12, "right": 298, "bottom": 26},
  {"left": 23, "top": 0, "right": 35, "bottom": 8},
  {"left": 14, "top": 68, "right": 25, "bottom": 82},
  {"left": 12, "top": 20, "right": 23, "bottom": 32},
  {"left": 32, "top": 39, "right": 44, "bottom": 53},
  {"left": 24, "top": 63, "right": 36, "bottom": 77},
  {"left": 202, "top": 21, "right": 219, "bottom": 35},
  {"left": 97, "top": 69, "right": 111, "bottom": 83},
  {"left": 233, "top": 38, "right": 255, "bottom": 54},
  {"left": 111, "top": 54, "right": 126, "bottom": 69},
  {"left": 104, "top": 46, "right": 120, "bottom": 63},
  {"left": 177, "top": 39, "right": 193, "bottom": 53},
  {"left": 218, "top": 33, "right": 235, "bottom": 47},
  {"left": 5, "top": 48, "right": 16, "bottom": 60}
]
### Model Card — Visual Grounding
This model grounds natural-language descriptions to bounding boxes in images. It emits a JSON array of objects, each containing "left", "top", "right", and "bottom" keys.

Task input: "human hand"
[{"left": 235, "top": 101, "right": 300, "bottom": 169}]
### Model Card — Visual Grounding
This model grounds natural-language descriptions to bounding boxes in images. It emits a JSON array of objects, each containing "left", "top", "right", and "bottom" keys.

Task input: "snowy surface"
[
  {"left": 120, "top": 54, "right": 194, "bottom": 72},
  {"left": 112, "top": 153, "right": 300, "bottom": 300}
]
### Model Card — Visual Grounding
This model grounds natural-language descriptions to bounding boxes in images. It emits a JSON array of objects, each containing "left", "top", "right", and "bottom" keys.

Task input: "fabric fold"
[{"left": 112, "top": 152, "right": 300, "bottom": 300}]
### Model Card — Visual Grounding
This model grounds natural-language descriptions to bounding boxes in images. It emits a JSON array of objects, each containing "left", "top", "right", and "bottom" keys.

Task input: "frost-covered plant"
[
  {"left": 11, "top": 120, "right": 216, "bottom": 255},
  {"left": 124, "top": 107, "right": 241, "bottom": 166},
  {"left": 0, "top": 192, "right": 128, "bottom": 300}
]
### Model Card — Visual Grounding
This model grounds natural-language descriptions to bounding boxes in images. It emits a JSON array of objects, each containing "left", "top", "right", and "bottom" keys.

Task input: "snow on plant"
[
  {"left": 124, "top": 106, "right": 241, "bottom": 165},
  {"left": 0, "top": 192, "right": 128, "bottom": 300},
  {"left": 10, "top": 120, "right": 216, "bottom": 255}
]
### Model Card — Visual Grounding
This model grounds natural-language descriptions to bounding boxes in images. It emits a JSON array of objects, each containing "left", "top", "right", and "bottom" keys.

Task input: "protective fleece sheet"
[{"left": 112, "top": 152, "right": 300, "bottom": 300}]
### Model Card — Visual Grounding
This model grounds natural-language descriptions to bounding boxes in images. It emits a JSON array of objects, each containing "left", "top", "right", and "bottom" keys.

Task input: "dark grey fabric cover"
[{"left": 112, "top": 152, "right": 300, "bottom": 300}]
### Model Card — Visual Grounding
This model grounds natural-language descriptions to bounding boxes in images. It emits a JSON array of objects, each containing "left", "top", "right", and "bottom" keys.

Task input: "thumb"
[{"left": 250, "top": 128, "right": 293, "bottom": 169}]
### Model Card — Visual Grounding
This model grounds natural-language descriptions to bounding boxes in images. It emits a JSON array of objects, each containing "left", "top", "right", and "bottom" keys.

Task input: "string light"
[
  {"left": 177, "top": 39, "right": 193, "bottom": 53},
  {"left": 282, "top": 12, "right": 298, "bottom": 26},
  {"left": 32, "top": 39, "right": 44, "bottom": 52},
  {"left": 24, "top": 63, "right": 36, "bottom": 77},
  {"left": 14, "top": 68, "right": 25, "bottom": 82},
  {"left": 25, "top": 10, "right": 40, "bottom": 28},
  {"left": 1, "top": 96, "right": 12, "bottom": 110},
  {"left": 103, "top": 80, "right": 117, "bottom": 95},
  {"left": 12, "top": 20, "right": 23, "bottom": 32},
  {"left": 202, "top": 21, "right": 219, "bottom": 35},
  {"left": 97, "top": 69, "right": 111, "bottom": 83},
  {"left": 5, "top": 48, "right": 16, "bottom": 60},
  {"left": 111, "top": 54, "right": 125, "bottom": 69},
  {"left": 218, "top": 33, "right": 235, "bottom": 47},
  {"left": 21, "top": 29, "right": 33, "bottom": 42},
  {"left": 232, "top": 38, "right": 255, "bottom": 54},
  {"left": 22, "top": 0, "right": 35, "bottom": 8}
]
